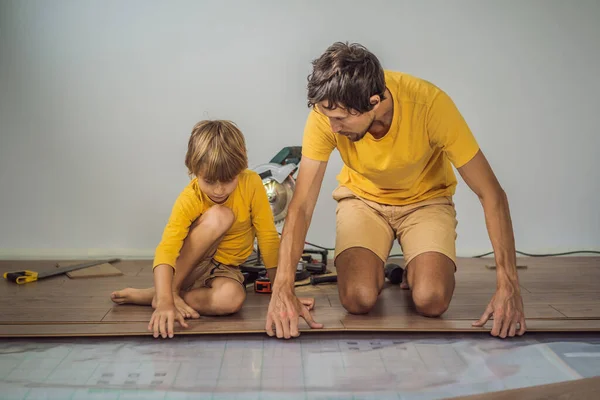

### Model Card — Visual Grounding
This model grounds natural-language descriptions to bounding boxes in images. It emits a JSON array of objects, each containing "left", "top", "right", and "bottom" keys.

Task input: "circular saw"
[
  {"left": 242, "top": 147, "right": 327, "bottom": 291},
  {"left": 253, "top": 162, "right": 297, "bottom": 226},
  {"left": 252, "top": 146, "right": 302, "bottom": 226}
]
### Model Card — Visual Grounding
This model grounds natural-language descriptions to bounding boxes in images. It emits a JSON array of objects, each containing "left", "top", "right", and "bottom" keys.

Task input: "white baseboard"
[{"left": 0, "top": 249, "right": 155, "bottom": 260}]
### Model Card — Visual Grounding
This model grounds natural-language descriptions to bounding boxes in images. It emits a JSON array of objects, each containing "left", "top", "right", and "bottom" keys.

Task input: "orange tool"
[{"left": 254, "top": 278, "right": 272, "bottom": 294}]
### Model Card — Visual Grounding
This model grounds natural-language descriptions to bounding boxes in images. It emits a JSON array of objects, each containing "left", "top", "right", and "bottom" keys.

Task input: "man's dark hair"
[{"left": 307, "top": 42, "right": 386, "bottom": 114}]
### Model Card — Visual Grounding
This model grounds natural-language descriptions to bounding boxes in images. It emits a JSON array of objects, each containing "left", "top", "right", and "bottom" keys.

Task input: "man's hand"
[
  {"left": 472, "top": 284, "right": 526, "bottom": 338},
  {"left": 265, "top": 289, "right": 323, "bottom": 339},
  {"left": 298, "top": 297, "right": 316, "bottom": 310},
  {"left": 149, "top": 300, "right": 188, "bottom": 339}
]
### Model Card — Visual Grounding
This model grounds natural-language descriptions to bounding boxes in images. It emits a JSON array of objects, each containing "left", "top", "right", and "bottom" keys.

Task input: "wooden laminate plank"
[
  {"left": 0, "top": 307, "right": 110, "bottom": 323},
  {"left": 550, "top": 304, "right": 600, "bottom": 319},
  {"left": 0, "top": 295, "right": 114, "bottom": 309},
  {"left": 340, "top": 317, "right": 600, "bottom": 332},
  {"left": 1, "top": 257, "right": 599, "bottom": 336},
  {"left": 3, "top": 317, "right": 600, "bottom": 338},
  {"left": 103, "top": 303, "right": 345, "bottom": 326}
]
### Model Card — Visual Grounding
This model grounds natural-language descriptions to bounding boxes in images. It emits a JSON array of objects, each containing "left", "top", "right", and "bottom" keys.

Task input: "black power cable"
[
  {"left": 473, "top": 250, "right": 600, "bottom": 258},
  {"left": 277, "top": 231, "right": 600, "bottom": 259}
]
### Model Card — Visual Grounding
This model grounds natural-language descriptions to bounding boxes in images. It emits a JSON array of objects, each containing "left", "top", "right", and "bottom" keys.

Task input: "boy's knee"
[
  {"left": 212, "top": 280, "right": 245, "bottom": 315},
  {"left": 339, "top": 285, "right": 378, "bottom": 315},
  {"left": 194, "top": 205, "right": 234, "bottom": 235}
]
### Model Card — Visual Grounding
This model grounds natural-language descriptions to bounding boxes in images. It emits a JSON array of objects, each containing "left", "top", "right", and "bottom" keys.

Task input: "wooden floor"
[{"left": 1, "top": 257, "right": 599, "bottom": 337}]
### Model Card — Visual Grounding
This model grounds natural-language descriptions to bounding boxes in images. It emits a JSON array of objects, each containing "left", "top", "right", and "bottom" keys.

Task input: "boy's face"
[{"left": 198, "top": 175, "right": 239, "bottom": 204}]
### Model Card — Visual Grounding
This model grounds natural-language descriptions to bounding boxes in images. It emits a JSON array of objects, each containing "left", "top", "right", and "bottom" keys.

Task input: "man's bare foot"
[{"left": 111, "top": 287, "right": 155, "bottom": 305}]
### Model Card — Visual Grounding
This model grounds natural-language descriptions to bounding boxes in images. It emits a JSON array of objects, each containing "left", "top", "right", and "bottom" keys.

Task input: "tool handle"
[
  {"left": 310, "top": 275, "right": 337, "bottom": 285},
  {"left": 302, "top": 248, "right": 328, "bottom": 265},
  {"left": 40, "top": 258, "right": 121, "bottom": 279},
  {"left": 3, "top": 270, "right": 39, "bottom": 284}
]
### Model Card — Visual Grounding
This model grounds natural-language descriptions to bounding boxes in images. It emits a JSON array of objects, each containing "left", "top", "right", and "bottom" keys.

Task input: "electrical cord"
[
  {"left": 382, "top": 250, "right": 600, "bottom": 258},
  {"left": 386, "top": 250, "right": 600, "bottom": 258},
  {"left": 303, "top": 241, "right": 334, "bottom": 251},
  {"left": 276, "top": 231, "right": 335, "bottom": 251},
  {"left": 473, "top": 250, "right": 600, "bottom": 258},
  {"left": 276, "top": 231, "right": 599, "bottom": 259},
  {"left": 302, "top": 241, "right": 600, "bottom": 259}
]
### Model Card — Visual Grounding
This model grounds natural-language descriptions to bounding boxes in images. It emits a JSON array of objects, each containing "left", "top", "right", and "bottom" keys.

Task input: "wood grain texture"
[
  {"left": 0, "top": 323, "right": 350, "bottom": 337},
  {"left": 57, "top": 262, "right": 123, "bottom": 278},
  {"left": 0, "top": 307, "right": 110, "bottom": 323},
  {"left": 1, "top": 257, "right": 599, "bottom": 337},
  {"left": 550, "top": 304, "right": 600, "bottom": 319},
  {"left": 3, "top": 318, "right": 599, "bottom": 338},
  {"left": 340, "top": 318, "right": 600, "bottom": 332},
  {"left": 447, "top": 376, "right": 600, "bottom": 400}
]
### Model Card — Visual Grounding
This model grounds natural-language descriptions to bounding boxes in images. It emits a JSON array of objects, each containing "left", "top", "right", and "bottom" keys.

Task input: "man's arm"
[
  {"left": 265, "top": 156, "right": 328, "bottom": 339},
  {"left": 266, "top": 267, "right": 277, "bottom": 283},
  {"left": 272, "top": 156, "right": 328, "bottom": 291},
  {"left": 457, "top": 150, "right": 526, "bottom": 337}
]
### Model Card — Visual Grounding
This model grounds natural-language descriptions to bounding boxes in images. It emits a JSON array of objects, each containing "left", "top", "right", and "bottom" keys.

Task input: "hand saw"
[{"left": 3, "top": 258, "right": 121, "bottom": 284}]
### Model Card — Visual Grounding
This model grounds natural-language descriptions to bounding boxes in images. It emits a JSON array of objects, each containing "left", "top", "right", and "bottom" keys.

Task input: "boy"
[{"left": 111, "top": 120, "right": 310, "bottom": 338}]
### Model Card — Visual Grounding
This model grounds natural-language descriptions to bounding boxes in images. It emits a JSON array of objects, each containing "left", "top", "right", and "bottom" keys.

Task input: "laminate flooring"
[{"left": 1, "top": 257, "right": 599, "bottom": 337}]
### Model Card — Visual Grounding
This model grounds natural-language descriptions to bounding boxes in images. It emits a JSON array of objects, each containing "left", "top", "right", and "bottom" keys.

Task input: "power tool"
[
  {"left": 307, "top": 263, "right": 404, "bottom": 286},
  {"left": 240, "top": 146, "right": 330, "bottom": 293}
]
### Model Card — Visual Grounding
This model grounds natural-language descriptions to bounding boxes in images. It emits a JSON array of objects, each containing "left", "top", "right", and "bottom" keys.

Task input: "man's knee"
[
  {"left": 339, "top": 285, "right": 379, "bottom": 314},
  {"left": 412, "top": 286, "right": 451, "bottom": 317}
]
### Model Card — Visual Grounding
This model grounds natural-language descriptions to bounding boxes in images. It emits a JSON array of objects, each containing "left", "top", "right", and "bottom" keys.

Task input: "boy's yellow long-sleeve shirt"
[{"left": 153, "top": 169, "right": 279, "bottom": 270}]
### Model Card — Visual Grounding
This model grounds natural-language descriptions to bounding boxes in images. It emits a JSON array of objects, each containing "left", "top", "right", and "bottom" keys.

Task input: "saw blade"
[{"left": 262, "top": 176, "right": 295, "bottom": 224}]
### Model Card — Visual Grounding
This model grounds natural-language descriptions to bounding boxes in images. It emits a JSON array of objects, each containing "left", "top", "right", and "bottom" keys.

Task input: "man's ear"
[{"left": 369, "top": 94, "right": 381, "bottom": 109}]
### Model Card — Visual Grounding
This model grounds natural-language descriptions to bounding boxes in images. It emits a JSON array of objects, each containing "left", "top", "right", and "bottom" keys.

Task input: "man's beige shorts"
[
  {"left": 333, "top": 186, "right": 458, "bottom": 268},
  {"left": 181, "top": 258, "right": 245, "bottom": 292}
]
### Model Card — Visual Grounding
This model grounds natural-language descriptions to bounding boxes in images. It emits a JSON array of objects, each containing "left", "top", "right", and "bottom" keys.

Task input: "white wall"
[{"left": 1, "top": 0, "right": 599, "bottom": 259}]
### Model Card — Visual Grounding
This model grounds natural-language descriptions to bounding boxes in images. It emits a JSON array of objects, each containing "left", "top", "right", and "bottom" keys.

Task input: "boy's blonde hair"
[{"left": 185, "top": 120, "right": 248, "bottom": 182}]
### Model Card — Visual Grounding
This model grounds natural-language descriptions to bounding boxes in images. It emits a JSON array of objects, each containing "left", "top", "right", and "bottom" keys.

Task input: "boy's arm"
[
  {"left": 149, "top": 264, "right": 189, "bottom": 338},
  {"left": 149, "top": 188, "right": 202, "bottom": 338},
  {"left": 154, "top": 264, "right": 176, "bottom": 304},
  {"left": 153, "top": 188, "right": 202, "bottom": 302}
]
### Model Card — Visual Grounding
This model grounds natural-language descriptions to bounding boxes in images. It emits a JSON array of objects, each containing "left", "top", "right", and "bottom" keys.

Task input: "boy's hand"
[
  {"left": 149, "top": 301, "right": 188, "bottom": 339},
  {"left": 173, "top": 292, "right": 200, "bottom": 319}
]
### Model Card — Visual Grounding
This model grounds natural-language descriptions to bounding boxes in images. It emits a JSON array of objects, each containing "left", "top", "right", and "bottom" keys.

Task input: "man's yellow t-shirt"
[
  {"left": 153, "top": 169, "right": 279, "bottom": 270},
  {"left": 301, "top": 70, "right": 480, "bottom": 205}
]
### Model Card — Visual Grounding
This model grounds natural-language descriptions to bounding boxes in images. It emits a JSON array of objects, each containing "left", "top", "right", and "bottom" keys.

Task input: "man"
[{"left": 265, "top": 42, "right": 525, "bottom": 340}]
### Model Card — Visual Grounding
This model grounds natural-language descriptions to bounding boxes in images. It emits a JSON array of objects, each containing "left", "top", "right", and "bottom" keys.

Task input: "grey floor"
[{"left": 1, "top": 333, "right": 600, "bottom": 400}]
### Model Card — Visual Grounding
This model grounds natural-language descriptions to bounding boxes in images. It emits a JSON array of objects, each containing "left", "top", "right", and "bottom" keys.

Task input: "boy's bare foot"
[{"left": 111, "top": 287, "right": 155, "bottom": 305}]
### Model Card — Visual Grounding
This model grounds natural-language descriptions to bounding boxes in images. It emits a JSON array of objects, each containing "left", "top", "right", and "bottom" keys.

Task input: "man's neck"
[{"left": 368, "top": 88, "right": 394, "bottom": 140}]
